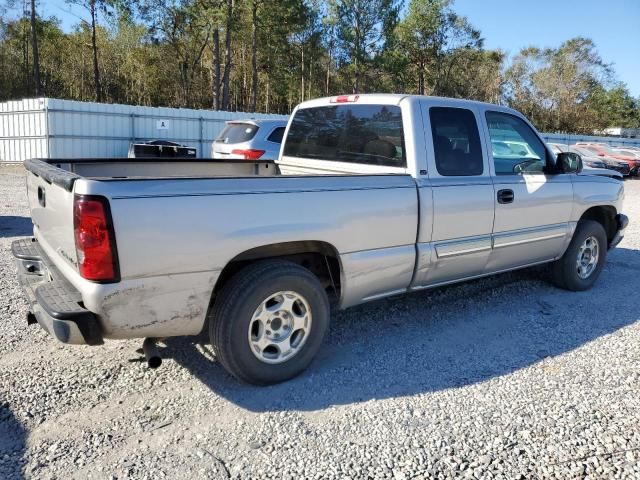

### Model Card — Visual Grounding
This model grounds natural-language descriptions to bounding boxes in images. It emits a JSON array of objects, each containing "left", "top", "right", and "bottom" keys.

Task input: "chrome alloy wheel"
[
  {"left": 248, "top": 291, "right": 312, "bottom": 364},
  {"left": 576, "top": 235, "right": 600, "bottom": 279}
]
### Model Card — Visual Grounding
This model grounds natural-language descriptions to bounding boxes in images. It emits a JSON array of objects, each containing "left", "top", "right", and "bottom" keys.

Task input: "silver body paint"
[{"left": 25, "top": 95, "right": 625, "bottom": 341}]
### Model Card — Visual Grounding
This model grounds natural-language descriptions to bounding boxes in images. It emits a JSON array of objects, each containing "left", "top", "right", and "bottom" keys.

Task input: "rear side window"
[
  {"left": 429, "top": 107, "right": 483, "bottom": 176},
  {"left": 267, "top": 127, "right": 285, "bottom": 143},
  {"left": 216, "top": 123, "right": 259, "bottom": 144},
  {"left": 282, "top": 104, "right": 406, "bottom": 168}
]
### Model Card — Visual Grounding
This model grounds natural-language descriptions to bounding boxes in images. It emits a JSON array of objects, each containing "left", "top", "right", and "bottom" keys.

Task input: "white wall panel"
[{"left": 1, "top": 97, "right": 288, "bottom": 162}]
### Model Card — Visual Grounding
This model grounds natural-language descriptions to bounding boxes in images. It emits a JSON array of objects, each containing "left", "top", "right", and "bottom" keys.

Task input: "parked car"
[
  {"left": 546, "top": 142, "right": 567, "bottom": 155},
  {"left": 548, "top": 143, "right": 605, "bottom": 168},
  {"left": 611, "top": 147, "right": 640, "bottom": 159},
  {"left": 566, "top": 145, "right": 631, "bottom": 176},
  {"left": 14, "top": 95, "right": 628, "bottom": 385},
  {"left": 492, "top": 140, "right": 539, "bottom": 159},
  {"left": 574, "top": 142, "right": 639, "bottom": 175},
  {"left": 128, "top": 140, "right": 197, "bottom": 159},
  {"left": 546, "top": 143, "right": 623, "bottom": 178},
  {"left": 212, "top": 119, "right": 288, "bottom": 160}
]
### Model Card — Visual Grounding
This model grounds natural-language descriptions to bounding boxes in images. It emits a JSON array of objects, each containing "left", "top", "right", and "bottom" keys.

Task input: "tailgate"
[{"left": 25, "top": 160, "right": 79, "bottom": 274}]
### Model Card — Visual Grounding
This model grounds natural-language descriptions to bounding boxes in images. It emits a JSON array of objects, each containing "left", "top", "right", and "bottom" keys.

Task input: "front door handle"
[{"left": 497, "top": 189, "right": 514, "bottom": 204}]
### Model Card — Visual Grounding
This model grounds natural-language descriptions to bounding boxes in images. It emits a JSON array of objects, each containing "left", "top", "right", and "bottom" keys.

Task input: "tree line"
[{"left": 1, "top": 0, "right": 639, "bottom": 134}]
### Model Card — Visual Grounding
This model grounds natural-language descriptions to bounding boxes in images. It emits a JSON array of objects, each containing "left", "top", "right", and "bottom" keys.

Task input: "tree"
[
  {"left": 395, "top": 0, "right": 442, "bottom": 95},
  {"left": 140, "top": 0, "right": 212, "bottom": 107},
  {"left": 0, "top": 0, "right": 638, "bottom": 134},
  {"left": 65, "top": 0, "right": 117, "bottom": 102},
  {"left": 29, "top": 0, "right": 41, "bottom": 95},
  {"left": 211, "top": 25, "right": 221, "bottom": 109},
  {"left": 193, "top": 0, "right": 224, "bottom": 110},
  {"left": 590, "top": 85, "right": 640, "bottom": 129},
  {"left": 505, "top": 37, "right": 615, "bottom": 133},
  {"left": 321, "top": 14, "right": 338, "bottom": 95},
  {"left": 220, "top": 0, "right": 233, "bottom": 110},
  {"left": 395, "top": 0, "right": 483, "bottom": 96},
  {"left": 330, "top": 0, "right": 400, "bottom": 93},
  {"left": 289, "top": 1, "right": 322, "bottom": 102},
  {"left": 249, "top": 0, "right": 259, "bottom": 112}
]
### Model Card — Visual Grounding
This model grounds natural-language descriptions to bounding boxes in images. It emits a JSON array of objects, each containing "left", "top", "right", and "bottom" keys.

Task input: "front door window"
[{"left": 486, "top": 111, "right": 547, "bottom": 175}]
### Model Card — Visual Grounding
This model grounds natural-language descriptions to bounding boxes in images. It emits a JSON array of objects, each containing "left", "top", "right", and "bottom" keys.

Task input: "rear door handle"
[
  {"left": 497, "top": 189, "right": 514, "bottom": 204},
  {"left": 37, "top": 186, "right": 46, "bottom": 207}
]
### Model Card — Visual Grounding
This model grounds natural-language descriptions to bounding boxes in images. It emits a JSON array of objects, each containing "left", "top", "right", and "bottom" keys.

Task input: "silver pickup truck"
[{"left": 13, "top": 94, "right": 628, "bottom": 385}]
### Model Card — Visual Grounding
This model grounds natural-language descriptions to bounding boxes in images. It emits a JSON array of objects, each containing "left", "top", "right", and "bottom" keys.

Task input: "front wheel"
[
  {"left": 550, "top": 220, "right": 607, "bottom": 291},
  {"left": 209, "top": 260, "right": 330, "bottom": 385}
]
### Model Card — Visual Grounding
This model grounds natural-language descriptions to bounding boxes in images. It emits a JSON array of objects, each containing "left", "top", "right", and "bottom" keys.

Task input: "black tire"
[
  {"left": 551, "top": 220, "right": 607, "bottom": 291},
  {"left": 209, "top": 260, "right": 330, "bottom": 385}
]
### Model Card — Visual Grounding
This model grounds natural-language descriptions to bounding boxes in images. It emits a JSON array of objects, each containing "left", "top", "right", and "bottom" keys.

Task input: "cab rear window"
[
  {"left": 282, "top": 104, "right": 406, "bottom": 168},
  {"left": 216, "top": 123, "right": 259, "bottom": 144}
]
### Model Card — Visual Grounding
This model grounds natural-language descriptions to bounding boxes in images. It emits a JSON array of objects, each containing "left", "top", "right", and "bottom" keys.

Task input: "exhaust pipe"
[
  {"left": 142, "top": 338, "right": 162, "bottom": 369},
  {"left": 26, "top": 311, "right": 37, "bottom": 325}
]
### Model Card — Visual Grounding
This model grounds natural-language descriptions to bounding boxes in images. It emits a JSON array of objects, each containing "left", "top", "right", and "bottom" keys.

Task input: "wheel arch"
[
  {"left": 213, "top": 240, "right": 343, "bottom": 302},
  {"left": 578, "top": 205, "right": 617, "bottom": 243}
]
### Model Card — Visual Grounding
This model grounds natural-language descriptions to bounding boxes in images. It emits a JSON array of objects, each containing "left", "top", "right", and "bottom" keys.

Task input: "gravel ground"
[{"left": 1, "top": 167, "right": 639, "bottom": 480}]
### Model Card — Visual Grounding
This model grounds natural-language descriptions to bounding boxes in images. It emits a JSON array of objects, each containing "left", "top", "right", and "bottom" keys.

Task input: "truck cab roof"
[{"left": 296, "top": 93, "right": 520, "bottom": 116}]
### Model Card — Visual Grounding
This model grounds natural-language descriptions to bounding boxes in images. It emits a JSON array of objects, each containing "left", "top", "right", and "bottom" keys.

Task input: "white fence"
[
  {"left": 0, "top": 98, "right": 288, "bottom": 162},
  {"left": 540, "top": 132, "right": 640, "bottom": 148}
]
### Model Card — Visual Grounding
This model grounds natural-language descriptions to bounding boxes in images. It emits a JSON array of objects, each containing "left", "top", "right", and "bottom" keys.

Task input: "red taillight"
[
  {"left": 73, "top": 196, "right": 119, "bottom": 282},
  {"left": 231, "top": 149, "right": 265, "bottom": 160},
  {"left": 331, "top": 95, "right": 359, "bottom": 103}
]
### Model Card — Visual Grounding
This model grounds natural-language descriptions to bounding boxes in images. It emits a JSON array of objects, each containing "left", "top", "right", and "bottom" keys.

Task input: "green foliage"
[
  {"left": 328, "top": 0, "right": 400, "bottom": 92},
  {"left": 590, "top": 85, "right": 640, "bottom": 129},
  {"left": 505, "top": 37, "right": 637, "bottom": 133},
  {"left": 0, "top": 0, "right": 638, "bottom": 132},
  {"left": 394, "top": 0, "right": 493, "bottom": 98}
]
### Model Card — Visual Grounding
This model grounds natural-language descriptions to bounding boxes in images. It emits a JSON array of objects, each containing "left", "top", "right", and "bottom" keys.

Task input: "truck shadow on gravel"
[
  {"left": 165, "top": 247, "right": 640, "bottom": 412},
  {"left": 0, "top": 404, "right": 26, "bottom": 479},
  {"left": 0, "top": 216, "right": 32, "bottom": 239}
]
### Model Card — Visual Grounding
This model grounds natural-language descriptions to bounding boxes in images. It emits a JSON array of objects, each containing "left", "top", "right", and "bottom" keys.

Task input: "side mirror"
[{"left": 556, "top": 152, "right": 583, "bottom": 174}]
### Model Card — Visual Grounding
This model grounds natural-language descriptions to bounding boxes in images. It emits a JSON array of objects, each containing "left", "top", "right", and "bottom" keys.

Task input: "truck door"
[
  {"left": 483, "top": 110, "right": 573, "bottom": 272},
  {"left": 411, "top": 101, "right": 495, "bottom": 287}
]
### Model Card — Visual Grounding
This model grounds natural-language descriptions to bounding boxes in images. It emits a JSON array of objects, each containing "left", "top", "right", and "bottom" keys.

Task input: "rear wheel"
[
  {"left": 209, "top": 260, "right": 330, "bottom": 385},
  {"left": 551, "top": 220, "right": 607, "bottom": 291}
]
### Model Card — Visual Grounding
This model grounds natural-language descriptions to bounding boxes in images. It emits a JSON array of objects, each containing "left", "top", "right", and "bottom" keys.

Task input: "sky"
[
  {"left": 41, "top": 0, "right": 84, "bottom": 30},
  {"left": 455, "top": 0, "right": 640, "bottom": 96},
  {"left": 38, "top": 0, "right": 640, "bottom": 97}
]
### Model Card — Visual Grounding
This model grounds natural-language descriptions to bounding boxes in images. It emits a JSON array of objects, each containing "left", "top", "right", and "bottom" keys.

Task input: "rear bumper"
[
  {"left": 12, "top": 238, "right": 103, "bottom": 345},
  {"left": 609, "top": 214, "right": 628, "bottom": 249}
]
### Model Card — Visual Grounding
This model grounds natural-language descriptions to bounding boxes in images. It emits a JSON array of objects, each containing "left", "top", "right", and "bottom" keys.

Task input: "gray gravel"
[{"left": 1, "top": 166, "right": 640, "bottom": 479}]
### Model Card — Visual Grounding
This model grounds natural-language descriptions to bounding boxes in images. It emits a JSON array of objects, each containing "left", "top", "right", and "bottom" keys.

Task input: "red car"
[{"left": 574, "top": 143, "right": 640, "bottom": 175}]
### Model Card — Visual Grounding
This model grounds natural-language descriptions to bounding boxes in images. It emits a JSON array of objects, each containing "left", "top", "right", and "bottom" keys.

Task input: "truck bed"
[
  {"left": 26, "top": 156, "right": 397, "bottom": 189},
  {"left": 25, "top": 158, "right": 278, "bottom": 190},
  {"left": 22, "top": 156, "right": 418, "bottom": 340}
]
